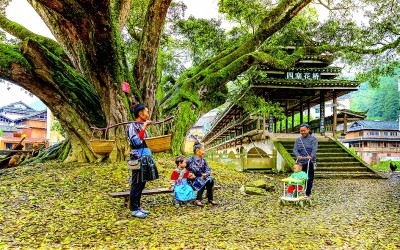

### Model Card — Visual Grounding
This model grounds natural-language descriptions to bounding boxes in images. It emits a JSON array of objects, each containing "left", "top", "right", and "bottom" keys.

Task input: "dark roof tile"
[{"left": 348, "top": 120, "right": 399, "bottom": 131}]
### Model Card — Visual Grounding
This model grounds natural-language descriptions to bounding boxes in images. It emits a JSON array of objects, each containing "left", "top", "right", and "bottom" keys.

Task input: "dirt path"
[{"left": 0, "top": 162, "right": 399, "bottom": 249}]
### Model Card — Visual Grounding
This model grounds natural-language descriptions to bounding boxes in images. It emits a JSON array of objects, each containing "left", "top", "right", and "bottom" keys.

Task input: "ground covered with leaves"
[{"left": 1, "top": 156, "right": 400, "bottom": 249}]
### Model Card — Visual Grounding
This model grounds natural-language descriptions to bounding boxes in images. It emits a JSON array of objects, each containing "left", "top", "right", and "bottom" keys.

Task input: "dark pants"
[
  {"left": 129, "top": 170, "right": 146, "bottom": 211},
  {"left": 301, "top": 162, "right": 315, "bottom": 196},
  {"left": 196, "top": 179, "right": 214, "bottom": 201}
]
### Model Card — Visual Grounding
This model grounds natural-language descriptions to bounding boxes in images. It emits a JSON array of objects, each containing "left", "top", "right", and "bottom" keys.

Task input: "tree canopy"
[{"left": 0, "top": 0, "right": 399, "bottom": 162}]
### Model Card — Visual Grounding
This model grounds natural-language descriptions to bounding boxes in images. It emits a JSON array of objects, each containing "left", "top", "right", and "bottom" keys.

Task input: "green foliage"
[
  {"left": 218, "top": 0, "right": 272, "bottom": 35},
  {"left": 266, "top": 6, "right": 320, "bottom": 47},
  {"left": 51, "top": 118, "right": 66, "bottom": 138},
  {"left": 0, "top": 0, "right": 10, "bottom": 15},
  {"left": 3, "top": 0, "right": 400, "bottom": 161},
  {"left": 228, "top": 67, "right": 285, "bottom": 127},
  {"left": 350, "top": 71, "right": 399, "bottom": 120},
  {"left": 0, "top": 128, "right": 3, "bottom": 136},
  {"left": 170, "top": 16, "right": 227, "bottom": 67}
]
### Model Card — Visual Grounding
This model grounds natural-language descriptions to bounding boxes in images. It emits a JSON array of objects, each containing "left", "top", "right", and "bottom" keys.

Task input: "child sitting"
[
  {"left": 169, "top": 156, "right": 196, "bottom": 207},
  {"left": 287, "top": 163, "right": 309, "bottom": 198}
]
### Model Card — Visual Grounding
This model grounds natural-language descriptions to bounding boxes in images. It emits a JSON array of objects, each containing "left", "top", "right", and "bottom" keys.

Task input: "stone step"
[
  {"left": 317, "top": 148, "right": 346, "bottom": 153},
  {"left": 317, "top": 167, "right": 372, "bottom": 172},
  {"left": 317, "top": 152, "right": 350, "bottom": 155},
  {"left": 289, "top": 154, "right": 358, "bottom": 162},
  {"left": 280, "top": 142, "right": 339, "bottom": 147},
  {"left": 315, "top": 172, "right": 380, "bottom": 179},
  {"left": 278, "top": 140, "right": 382, "bottom": 179},
  {"left": 317, "top": 162, "right": 362, "bottom": 167},
  {"left": 317, "top": 157, "right": 359, "bottom": 162},
  {"left": 287, "top": 149, "right": 346, "bottom": 154}
]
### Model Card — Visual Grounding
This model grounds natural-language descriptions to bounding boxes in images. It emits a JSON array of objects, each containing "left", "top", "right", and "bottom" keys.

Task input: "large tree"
[{"left": 0, "top": 0, "right": 399, "bottom": 162}]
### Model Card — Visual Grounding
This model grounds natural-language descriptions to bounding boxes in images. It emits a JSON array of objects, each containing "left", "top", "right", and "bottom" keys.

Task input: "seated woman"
[{"left": 186, "top": 141, "right": 218, "bottom": 207}]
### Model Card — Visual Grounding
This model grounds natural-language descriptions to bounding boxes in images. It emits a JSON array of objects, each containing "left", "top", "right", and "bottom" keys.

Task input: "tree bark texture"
[{"left": 135, "top": 0, "right": 172, "bottom": 116}]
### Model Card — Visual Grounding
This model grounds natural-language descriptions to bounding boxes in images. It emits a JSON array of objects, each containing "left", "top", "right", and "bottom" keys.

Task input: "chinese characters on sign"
[{"left": 286, "top": 72, "right": 321, "bottom": 80}]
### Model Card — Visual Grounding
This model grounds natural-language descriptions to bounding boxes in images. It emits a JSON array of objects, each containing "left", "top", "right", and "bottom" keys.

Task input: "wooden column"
[
  {"left": 333, "top": 91, "right": 337, "bottom": 138},
  {"left": 300, "top": 97, "right": 304, "bottom": 124},
  {"left": 320, "top": 91, "right": 326, "bottom": 135},
  {"left": 268, "top": 114, "right": 273, "bottom": 133},
  {"left": 285, "top": 101, "right": 289, "bottom": 133},
  {"left": 307, "top": 101, "right": 311, "bottom": 124},
  {"left": 291, "top": 108, "right": 295, "bottom": 132},
  {"left": 343, "top": 113, "right": 347, "bottom": 134}
]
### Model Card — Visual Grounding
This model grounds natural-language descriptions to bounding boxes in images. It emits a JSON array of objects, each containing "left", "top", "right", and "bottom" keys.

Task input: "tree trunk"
[{"left": 135, "top": 0, "right": 172, "bottom": 116}]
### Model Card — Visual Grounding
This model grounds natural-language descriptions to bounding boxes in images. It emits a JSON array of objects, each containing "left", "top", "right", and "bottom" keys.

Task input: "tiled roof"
[
  {"left": 0, "top": 114, "right": 14, "bottom": 123},
  {"left": 348, "top": 120, "right": 399, "bottom": 131},
  {"left": 0, "top": 101, "right": 36, "bottom": 116},
  {"left": 13, "top": 110, "right": 47, "bottom": 122}
]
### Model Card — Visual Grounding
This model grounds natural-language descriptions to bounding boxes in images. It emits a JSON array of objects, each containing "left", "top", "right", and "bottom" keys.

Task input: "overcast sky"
[{"left": 0, "top": 0, "right": 221, "bottom": 107}]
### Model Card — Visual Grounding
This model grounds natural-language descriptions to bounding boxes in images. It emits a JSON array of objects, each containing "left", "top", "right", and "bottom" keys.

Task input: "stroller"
[{"left": 279, "top": 160, "right": 313, "bottom": 207}]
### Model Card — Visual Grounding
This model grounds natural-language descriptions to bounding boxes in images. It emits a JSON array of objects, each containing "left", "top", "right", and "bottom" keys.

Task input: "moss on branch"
[
  {"left": 0, "top": 43, "right": 31, "bottom": 70},
  {"left": 22, "top": 38, "right": 106, "bottom": 127}
]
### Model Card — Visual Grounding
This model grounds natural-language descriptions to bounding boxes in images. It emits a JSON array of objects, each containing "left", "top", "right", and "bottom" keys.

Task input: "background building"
[
  {"left": 341, "top": 120, "right": 400, "bottom": 164},
  {"left": 0, "top": 101, "right": 48, "bottom": 150}
]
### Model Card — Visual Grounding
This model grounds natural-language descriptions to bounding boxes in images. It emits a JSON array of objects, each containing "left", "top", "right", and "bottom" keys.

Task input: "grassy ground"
[
  {"left": 370, "top": 161, "right": 400, "bottom": 171},
  {"left": 0, "top": 156, "right": 400, "bottom": 249}
]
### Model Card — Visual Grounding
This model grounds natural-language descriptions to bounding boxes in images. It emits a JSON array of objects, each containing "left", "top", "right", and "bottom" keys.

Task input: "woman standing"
[
  {"left": 293, "top": 123, "right": 318, "bottom": 198},
  {"left": 126, "top": 102, "right": 158, "bottom": 218},
  {"left": 186, "top": 141, "right": 218, "bottom": 207}
]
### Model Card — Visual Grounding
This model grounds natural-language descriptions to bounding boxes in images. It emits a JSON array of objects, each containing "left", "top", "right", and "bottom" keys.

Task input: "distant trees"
[{"left": 350, "top": 72, "right": 399, "bottom": 120}]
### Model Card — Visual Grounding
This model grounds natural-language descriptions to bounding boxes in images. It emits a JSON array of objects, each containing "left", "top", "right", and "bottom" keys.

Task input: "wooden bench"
[{"left": 110, "top": 186, "right": 220, "bottom": 207}]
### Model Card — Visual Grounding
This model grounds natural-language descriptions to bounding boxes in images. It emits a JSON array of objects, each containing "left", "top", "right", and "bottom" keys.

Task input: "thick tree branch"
[
  {"left": 0, "top": 41, "right": 99, "bottom": 162},
  {"left": 254, "top": 0, "right": 313, "bottom": 46},
  {"left": 28, "top": 1, "right": 131, "bottom": 127},
  {"left": 318, "top": 36, "right": 400, "bottom": 55},
  {"left": 162, "top": 48, "right": 306, "bottom": 112},
  {"left": 116, "top": 0, "right": 132, "bottom": 31},
  {"left": 0, "top": 13, "right": 71, "bottom": 65},
  {"left": 135, "top": 0, "right": 172, "bottom": 115}
]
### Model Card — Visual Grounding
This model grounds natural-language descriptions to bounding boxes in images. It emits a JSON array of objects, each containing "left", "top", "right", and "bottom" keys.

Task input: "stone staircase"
[{"left": 278, "top": 140, "right": 383, "bottom": 179}]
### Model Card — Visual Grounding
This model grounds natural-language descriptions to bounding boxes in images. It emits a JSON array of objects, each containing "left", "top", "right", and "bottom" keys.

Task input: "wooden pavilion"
[{"left": 202, "top": 49, "right": 362, "bottom": 150}]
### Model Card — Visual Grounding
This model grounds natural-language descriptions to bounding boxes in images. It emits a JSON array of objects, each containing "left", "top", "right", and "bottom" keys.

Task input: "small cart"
[{"left": 279, "top": 177, "right": 312, "bottom": 207}]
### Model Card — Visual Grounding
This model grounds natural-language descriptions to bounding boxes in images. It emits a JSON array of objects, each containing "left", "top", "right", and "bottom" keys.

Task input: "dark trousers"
[
  {"left": 129, "top": 170, "right": 146, "bottom": 211},
  {"left": 196, "top": 179, "right": 214, "bottom": 201},
  {"left": 301, "top": 162, "right": 315, "bottom": 196}
]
